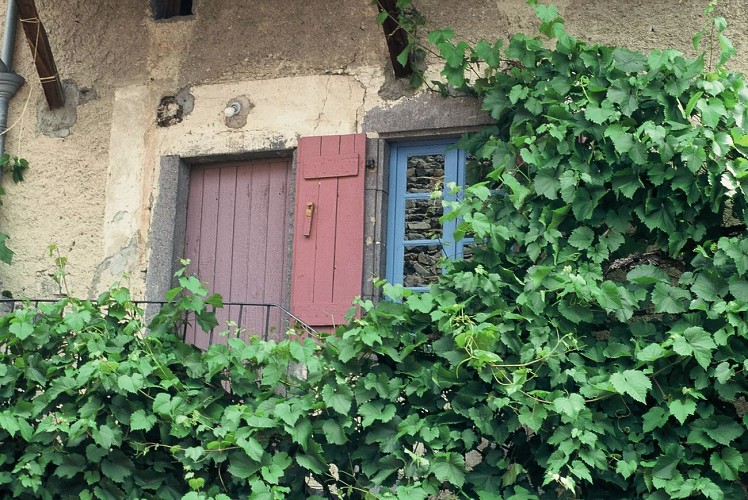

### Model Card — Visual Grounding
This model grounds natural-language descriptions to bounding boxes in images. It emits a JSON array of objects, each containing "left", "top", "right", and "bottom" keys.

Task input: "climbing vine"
[
  {"left": 0, "top": 1, "right": 747, "bottom": 499},
  {"left": 0, "top": 154, "right": 27, "bottom": 266},
  {"left": 372, "top": 0, "right": 748, "bottom": 497}
]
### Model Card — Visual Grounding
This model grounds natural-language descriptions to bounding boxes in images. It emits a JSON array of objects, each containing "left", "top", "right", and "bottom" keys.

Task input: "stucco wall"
[{"left": 0, "top": 0, "right": 745, "bottom": 298}]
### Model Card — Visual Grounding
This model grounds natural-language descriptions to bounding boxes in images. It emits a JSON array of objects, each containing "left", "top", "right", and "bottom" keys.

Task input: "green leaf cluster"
[
  {"left": 3, "top": 1, "right": 748, "bottom": 498},
  {"left": 0, "top": 281, "right": 308, "bottom": 498},
  {"left": 0, "top": 154, "right": 28, "bottom": 266},
  {"left": 368, "top": 0, "right": 748, "bottom": 497}
]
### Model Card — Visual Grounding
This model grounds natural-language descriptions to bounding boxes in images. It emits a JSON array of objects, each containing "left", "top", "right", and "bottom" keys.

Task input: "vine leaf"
[
  {"left": 672, "top": 327, "right": 716, "bottom": 369},
  {"left": 93, "top": 425, "right": 118, "bottom": 450},
  {"left": 615, "top": 459, "right": 638, "bottom": 479},
  {"left": 228, "top": 452, "right": 261, "bottom": 479},
  {"left": 54, "top": 454, "right": 86, "bottom": 479},
  {"left": 130, "top": 410, "right": 156, "bottom": 432},
  {"left": 322, "top": 420, "right": 348, "bottom": 445},
  {"left": 668, "top": 399, "right": 696, "bottom": 425},
  {"left": 101, "top": 451, "right": 134, "bottom": 483},
  {"left": 0, "top": 233, "right": 12, "bottom": 265},
  {"left": 431, "top": 453, "right": 466, "bottom": 488},
  {"left": 568, "top": 227, "right": 594, "bottom": 249},
  {"left": 636, "top": 343, "right": 668, "bottom": 362},
  {"left": 651, "top": 283, "right": 690, "bottom": 314},
  {"left": 627, "top": 264, "right": 669, "bottom": 284},
  {"left": 604, "top": 124, "right": 634, "bottom": 153},
  {"left": 359, "top": 401, "right": 396, "bottom": 427},
  {"left": 704, "top": 417, "right": 744, "bottom": 446},
  {"left": 322, "top": 384, "right": 353, "bottom": 415},
  {"left": 183, "top": 446, "right": 204, "bottom": 462},
  {"left": 584, "top": 102, "right": 618, "bottom": 125},
  {"left": 709, "top": 448, "right": 742, "bottom": 480},
  {"left": 612, "top": 47, "right": 647, "bottom": 73},
  {"left": 117, "top": 373, "right": 145, "bottom": 394},
  {"left": 610, "top": 370, "right": 651, "bottom": 403},
  {"left": 552, "top": 393, "right": 585, "bottom": 419},
  {"left": 652, "top": 445, "right": 684, "bottom": 479}
]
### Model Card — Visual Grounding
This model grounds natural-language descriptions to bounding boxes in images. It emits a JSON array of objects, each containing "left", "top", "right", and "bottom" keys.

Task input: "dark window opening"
[{"left": 152, "top": 0, "right": 193, "bottom": 20}]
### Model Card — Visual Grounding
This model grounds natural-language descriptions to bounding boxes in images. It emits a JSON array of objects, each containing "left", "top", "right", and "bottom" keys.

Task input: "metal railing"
[{"left": 0, "top": 298, "right": 316, "bottom": 347}]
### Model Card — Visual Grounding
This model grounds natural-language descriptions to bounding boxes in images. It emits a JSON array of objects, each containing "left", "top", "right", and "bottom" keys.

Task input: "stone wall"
[{"left": 403, "top": 154, "right": 445, "bottom": 288}]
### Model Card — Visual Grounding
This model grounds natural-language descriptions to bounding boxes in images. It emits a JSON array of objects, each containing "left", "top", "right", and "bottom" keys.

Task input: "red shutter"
[{"left": 290, "top": 134, "right": 365, "bottom": 326}]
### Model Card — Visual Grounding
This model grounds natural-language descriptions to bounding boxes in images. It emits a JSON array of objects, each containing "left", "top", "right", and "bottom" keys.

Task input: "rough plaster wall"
[
  {"left": 420, "top": 0, "right": 510, "bottom": 43},
  {"left": 158, "top": 75, "right": 369, "bottom": 158},
  {"left": 562, "top": 0, "right": 747, "bottom": 73},
  {"left": 34, "top": 0, "right": 148, "bottom": 89},
  {"left": 419, "top": 0, "right": 746, "bottom": 72},
  {"left": 0, "top": 0, "right": 745, "bottom": 299},
  {"left": 179, "top": 1, "right": 385, "bottom": 85},
  {"left": 0, "top": 92, "right": 111, "bottom": 297}
]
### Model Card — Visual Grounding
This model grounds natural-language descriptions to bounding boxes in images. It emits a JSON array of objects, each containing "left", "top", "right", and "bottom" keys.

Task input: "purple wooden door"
[{"left": 183, "top": 159, "right": 291, "bottom": 346}]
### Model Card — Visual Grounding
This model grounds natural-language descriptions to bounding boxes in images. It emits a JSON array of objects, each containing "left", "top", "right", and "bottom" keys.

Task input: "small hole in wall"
[
  {"left": 156, "top": 96, "right": 183, "bottom": 127},
  {"left": 152, "top": 0, "right": 193, "bottom": 20}
]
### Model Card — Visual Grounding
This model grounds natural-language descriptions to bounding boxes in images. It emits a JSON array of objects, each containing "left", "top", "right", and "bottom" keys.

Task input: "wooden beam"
[
  {"left": 16, "top": 0, "right": 64, "bottom": 109},
  {"left": 376, "top": 0, "right": 413, "bottom": 78}
]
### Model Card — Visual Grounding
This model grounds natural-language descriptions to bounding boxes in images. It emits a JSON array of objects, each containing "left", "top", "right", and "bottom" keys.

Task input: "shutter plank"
[
  {"left": 183, "top": 166, "right": 205, "bottom": 346},
  {"left": 212, "top": 165, "right": 238, "bottom": 343},
  {"left": 333, "top": 145, "right": 365, "bottom": 308},
  {"left": 291, "top": 175, "right": 320, "bottom": 317},
  {"left": 230, "top": 164, "right": 252, "bottom": 331},
  {"left": 184, "top": 167, "right": 204, "bottom": 283},
  {"left": 312, "top": 177, "right": 339, "bottom": 308},
  {"left": 263, "top": 160, "right": 291, "bottom": 339},
  {"left": 194, "top": 166, "right": 220, "bottom": 349}
]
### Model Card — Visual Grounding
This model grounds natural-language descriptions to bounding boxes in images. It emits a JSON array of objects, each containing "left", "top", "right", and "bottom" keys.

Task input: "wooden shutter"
[{"left": 290, "top": 134, "right": 366, "bottom": 326}]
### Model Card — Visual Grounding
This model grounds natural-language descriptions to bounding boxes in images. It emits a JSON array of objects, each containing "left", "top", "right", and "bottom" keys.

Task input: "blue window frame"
[{"left": 386, "top": 140, "right": 471, "bottom": 291}]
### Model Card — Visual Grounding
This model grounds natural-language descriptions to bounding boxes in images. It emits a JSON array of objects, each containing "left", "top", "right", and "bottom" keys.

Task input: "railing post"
[
  {"left": 264, "top": 305, "right": 271, "bottom": 341},
  {"left": 208, "top": 305, "right": 216, "bottom": 346},
  {"left": 237, "top": 304, "right": 244, "bottom": 341}
]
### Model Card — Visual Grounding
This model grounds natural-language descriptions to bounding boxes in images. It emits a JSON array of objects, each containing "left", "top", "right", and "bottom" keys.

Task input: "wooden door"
[{"left": 183, "top": 158, "right": 291, "bottom": 346}]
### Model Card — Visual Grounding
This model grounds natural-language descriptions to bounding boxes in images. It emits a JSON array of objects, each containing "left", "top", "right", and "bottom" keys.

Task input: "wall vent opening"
[{"left": 152, "top": 0, "right": 193, "bottom": 20}]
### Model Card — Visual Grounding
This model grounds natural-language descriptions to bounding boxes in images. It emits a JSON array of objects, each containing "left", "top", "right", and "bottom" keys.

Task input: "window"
[
  {"left": 386, "top": 140, "right": 473, "bottom": 291},
  {"left": 152, "top": 0, "right": 193, "bottom": 20}
]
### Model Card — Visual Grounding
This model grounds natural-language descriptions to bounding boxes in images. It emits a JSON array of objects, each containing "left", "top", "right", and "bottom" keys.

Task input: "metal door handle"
[{"left": 303, "top": 202, "right": 314, "bottom": 237}]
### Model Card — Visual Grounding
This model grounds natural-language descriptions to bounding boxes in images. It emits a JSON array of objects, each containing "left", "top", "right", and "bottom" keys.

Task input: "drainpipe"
[{"left": 0, "top": 0, "right": 24, "bottom": 157}]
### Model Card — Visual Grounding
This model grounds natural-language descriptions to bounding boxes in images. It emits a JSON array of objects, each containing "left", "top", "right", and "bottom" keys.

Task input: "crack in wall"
[
  {"left": 312, "top": 78, "right": 333, "bottom": 134},
  {"left": 343, "top": 50, "right": 359, "bottom": 73},
  {"left": 352, "top": 75, "right": 368, "bottom": 133},
  {"left": 88, "top": 235, "right": 141, "bottom": 297}
]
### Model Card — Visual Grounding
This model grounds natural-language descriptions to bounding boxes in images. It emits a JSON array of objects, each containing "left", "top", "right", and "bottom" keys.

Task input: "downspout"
[{"left": 0, "top": 0, "right": 24, "bottom": 156}]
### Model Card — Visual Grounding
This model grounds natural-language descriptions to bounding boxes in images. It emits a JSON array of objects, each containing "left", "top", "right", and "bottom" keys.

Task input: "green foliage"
[
  {"left": 374, "top": 0, "right": 428, "bottom": 88},
  {"left": 0, "top": 154, "right": 27, "bottom": 265},
  {"left": 3, "top": 1, "right": 748, "bottom": 498},
  {"left": 0, "top": 275, "right": 312, "bottom": 498},
  {"left": 358, "top": 0, "right": 748, "bottom": 497}
]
